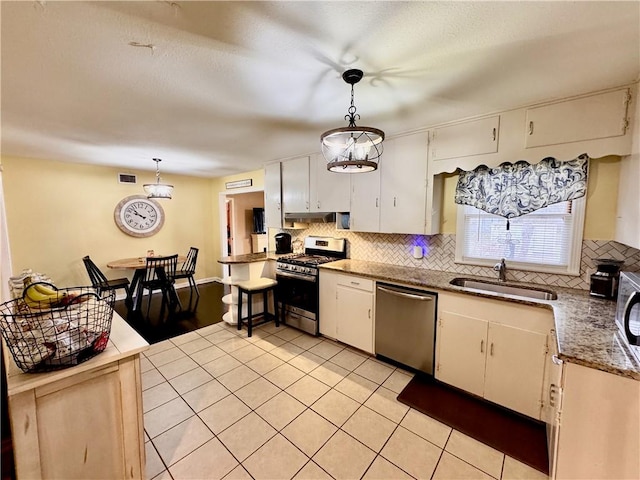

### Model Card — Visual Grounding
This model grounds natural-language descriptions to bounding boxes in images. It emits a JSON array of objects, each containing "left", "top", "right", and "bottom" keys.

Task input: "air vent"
[{"left": 118, "top": 173, "right": 137, "bottom": 184}]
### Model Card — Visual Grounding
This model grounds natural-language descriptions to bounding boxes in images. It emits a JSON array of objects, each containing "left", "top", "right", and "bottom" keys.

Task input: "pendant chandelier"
[
  {"left": 143, "top": 158, "right": 174, "bottom": 199},
  {"left": 321, "top": 69, "right": 385, "bottom": 173}
]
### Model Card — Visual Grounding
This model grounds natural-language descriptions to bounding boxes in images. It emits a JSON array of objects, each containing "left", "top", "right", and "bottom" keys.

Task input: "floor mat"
[{"left": 397, "top": 374, "right": 549, "bottom": 475}]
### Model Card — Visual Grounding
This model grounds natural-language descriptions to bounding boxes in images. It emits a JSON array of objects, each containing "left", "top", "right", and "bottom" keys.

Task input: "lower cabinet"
[
  {"left": 319, "top": 271, "right": 374, "bottom": 353},
  {"left": 552, "top": 362, "right": 640, "bottom": 479},
  {"left": 8, "top": 356, "right": 145, "bottom": 479},
  {"left": 436, "top": 292, "right": 552, "bottom": 420}
]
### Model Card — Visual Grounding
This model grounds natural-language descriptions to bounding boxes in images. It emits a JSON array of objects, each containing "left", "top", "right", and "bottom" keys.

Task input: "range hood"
[{"left": 283, "top": 212, "right": 336, "bottom": 223}]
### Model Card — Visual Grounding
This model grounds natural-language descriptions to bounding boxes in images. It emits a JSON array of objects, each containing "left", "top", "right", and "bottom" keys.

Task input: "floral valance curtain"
[{"left": 454, "top": 154, "right": 589, "bottom": 222}]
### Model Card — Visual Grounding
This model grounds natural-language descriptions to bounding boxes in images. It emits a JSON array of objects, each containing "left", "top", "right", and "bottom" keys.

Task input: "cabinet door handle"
[
  {"left": 368, "top": 308, "right": 371, "bottom": 319},
  {"left": 490, "top": 343, "right": 494, "bottom": 356},
  {"left": 305, "top": 201, "right": 309, "bottom": 210},
  {"left": 528, "top": 121, "right": 534, "bottom": 135},
  {"left": 277, "top": 202, "right": 281, "bottom": 210},
  {"left": 492, "top": 127, "right": 496, "bottom": 141},
  {"left": 480, "top": 340, "right": 484, "bottom": 353},
  {"left": 375, "top": 198, "right": 379, "bottom": 208},
  {"left": 549, "top": 384, "right": 558, "bottom": 407},
  {"left": 393, "top": 197, "right": 397, "bottom": 207},
  {"left": 317, "top": 201, "right": 320, "bottom": 209}
]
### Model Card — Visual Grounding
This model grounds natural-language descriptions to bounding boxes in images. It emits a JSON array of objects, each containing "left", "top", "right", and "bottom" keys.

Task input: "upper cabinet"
[
  {"left": 525, "top": 88, "right": 631, "bottom": 148},
  {"left": 350, "top": 163, "right": 381, "bottom": 232},
  {"left": 310, "top": 153, "right": 351, "bottom": 213},
  {"left": 380, "top": 132, "right": 433, "bottom": 234},
  {"left": 281, "top": 156, "right": 310, "bottom": 213},
  {"left": 429, "top": 115, "right": 500, "bottom": 162},
  {"left": 615, "top": 88, "right": 640, "bottom": 250},
  {"left": 350, "top": 131, "right": 442, "bottom": 235},
  {"left": 428, "top": 84, "right": 636, "bottom": 175},
  {"left": 264, "top": 162, "right": 282, "bottom": 229},
  {"left": 281, "top": 154, "right": 351, "bottom": 214}
]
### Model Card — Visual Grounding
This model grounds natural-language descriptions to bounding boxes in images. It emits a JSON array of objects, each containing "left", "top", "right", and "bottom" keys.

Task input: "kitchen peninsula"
[{"left": 217, "top": 252, "right": 279, "bottom": 325}]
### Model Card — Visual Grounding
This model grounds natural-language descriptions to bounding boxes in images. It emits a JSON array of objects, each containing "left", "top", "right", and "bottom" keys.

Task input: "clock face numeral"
[{"left": 114, "top": 196, "right": 164, "bottom": 237}]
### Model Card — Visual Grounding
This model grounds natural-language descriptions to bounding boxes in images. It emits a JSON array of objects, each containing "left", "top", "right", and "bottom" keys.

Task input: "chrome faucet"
[{"left": 494, "top": 258, "right": 507, "bottom": 282}]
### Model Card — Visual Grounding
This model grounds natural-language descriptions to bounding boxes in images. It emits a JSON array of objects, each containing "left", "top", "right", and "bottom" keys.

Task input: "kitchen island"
[{"left": 4, "top": 313, "right": 148, "bottom": 480}]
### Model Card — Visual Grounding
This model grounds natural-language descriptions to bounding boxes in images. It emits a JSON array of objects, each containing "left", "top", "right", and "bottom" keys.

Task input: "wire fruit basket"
[{"left": 0, "top": 282, "right": 115, "bottom": 373}]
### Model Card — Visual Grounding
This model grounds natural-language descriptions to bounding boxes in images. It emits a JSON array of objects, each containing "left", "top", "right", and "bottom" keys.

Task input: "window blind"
[{"left": 460, "top": 201, "right": 574, "bottom": 267}]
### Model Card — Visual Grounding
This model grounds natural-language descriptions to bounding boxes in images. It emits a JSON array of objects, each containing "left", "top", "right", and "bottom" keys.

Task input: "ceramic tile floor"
[{"left": 141, "top": 322, "right": 547, "bottom": 480}]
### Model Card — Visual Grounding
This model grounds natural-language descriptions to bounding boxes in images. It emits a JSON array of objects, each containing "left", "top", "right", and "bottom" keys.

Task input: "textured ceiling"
[{"left": 2, "top": 1, "right": 639, "bottom": 178}]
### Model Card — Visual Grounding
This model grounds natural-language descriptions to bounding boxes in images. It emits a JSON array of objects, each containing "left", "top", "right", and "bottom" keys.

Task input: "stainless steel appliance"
[
  {"left": 375, "top": 283, "right": 437, "bottom": 374},
  {"left": 274, "top": 232, "right": 292, "bottom": 254},
  {"left": 616, "top": 272, "right": 640, "bottom": 348},
  {"left": 590, "top": 258, "right": 624, "bottom": 299},
  {"left": 275, "top": 236, "right": 347, "bottom": 335}
]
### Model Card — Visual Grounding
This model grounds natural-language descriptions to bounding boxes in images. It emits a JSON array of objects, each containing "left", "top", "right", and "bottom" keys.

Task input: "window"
[{"left": 455, "top": 198, "right": 585, "bottom": 275}]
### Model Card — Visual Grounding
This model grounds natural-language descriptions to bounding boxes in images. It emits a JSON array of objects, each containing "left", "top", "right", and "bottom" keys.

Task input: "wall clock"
[{"left": 114, "top": 195, "right": 165, "bottom": 238}]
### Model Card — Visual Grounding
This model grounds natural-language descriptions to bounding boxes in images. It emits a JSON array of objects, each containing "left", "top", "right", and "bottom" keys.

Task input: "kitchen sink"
[{"left": 450, "top": 277, "right": 558, "bottom": 300}]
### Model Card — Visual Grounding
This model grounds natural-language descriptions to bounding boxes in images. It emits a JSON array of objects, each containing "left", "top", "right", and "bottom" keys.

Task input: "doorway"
[{"left": 219, "top": 188, "right": 265, "bottom": 278}]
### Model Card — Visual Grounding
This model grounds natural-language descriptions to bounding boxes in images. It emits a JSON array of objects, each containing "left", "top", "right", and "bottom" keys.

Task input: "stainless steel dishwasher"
[{"left": 375, "top": 283, "right": 437, "bottom": 375}]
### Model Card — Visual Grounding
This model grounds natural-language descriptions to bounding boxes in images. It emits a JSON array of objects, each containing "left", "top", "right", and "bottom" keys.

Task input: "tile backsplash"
[{"left": 283, "top": 224, "right": 640, "bottom": 290}]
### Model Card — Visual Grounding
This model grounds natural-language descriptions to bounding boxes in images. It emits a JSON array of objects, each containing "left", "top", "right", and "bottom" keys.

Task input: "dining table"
[{"left": 107, "top": 255, "right": 186, "bottom": 312}]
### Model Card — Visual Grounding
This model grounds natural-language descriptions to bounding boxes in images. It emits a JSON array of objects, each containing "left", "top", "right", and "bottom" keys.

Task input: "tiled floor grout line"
[{"left": 143, "top": 322, "right": 543, "bottom": 480}]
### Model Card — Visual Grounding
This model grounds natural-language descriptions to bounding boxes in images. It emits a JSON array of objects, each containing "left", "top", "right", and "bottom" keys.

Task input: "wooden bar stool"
[{"left": 236, "top": 278, "right": 279, "bottom": 337}]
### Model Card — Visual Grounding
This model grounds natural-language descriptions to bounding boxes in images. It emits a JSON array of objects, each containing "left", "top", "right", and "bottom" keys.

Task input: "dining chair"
[
  {"left": 82, "top": 255, "right": 131, "bottom": 306},
  {"left": 140, "top": 254, "right": 179, "bottom": 322},
  {"left": 171, "top": 247, "right": 200, "bottom": 311}
]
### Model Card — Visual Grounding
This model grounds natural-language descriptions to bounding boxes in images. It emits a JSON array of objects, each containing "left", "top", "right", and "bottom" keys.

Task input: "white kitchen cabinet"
[
  {"left": 310, "top": 153, "right": 351, "bottom": 213},
  {"left": 484, "top": 323, "right": 547, "bottom": 418},
  {"left": 429, "top": 115, "right": 500, "bottom": 162},
  {"left": 336, "top": 281, "right": 374, "bottom": 354},
  {"left": 437, "top": 312, "right": 487, "bottom": 397},
  {"left": 380, "top": 132, "right": 431, "bottom": 234},
  {"left": 264, "top": 162, "right": 282, "bottom": 229},
  {"left": 319, "top": 271, "right": 374, "bottom": 353},
  {"left": 552, "top": 362, "right": 640, "bottom": 479},
  {"left": 281, "top": 156, "right": 310, "bottom": 213},
  {"left": 615, "top": 89, "right": 640, "bottom": 250},
  {"left": 436, "top": 292, "right": 552, "bottom": 419},
  {"left": 349, "top": 164, "right": 381, "bottom": 232},
  {"left": 525, "top": 88, "right": 631, "bottom": 148},
  {"left": 350, "top": 131, "right": 441, "bottom": 234},
  {"left": 319, "top": 270, "right": 340, "bottom": 338}
]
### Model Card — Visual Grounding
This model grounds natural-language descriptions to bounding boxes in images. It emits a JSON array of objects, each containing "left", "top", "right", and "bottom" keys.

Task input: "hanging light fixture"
[
  {"left": 321, "top": 69, "right": 384, "bottom": 173},
  {"left": 143, "top": 158, "right": 174, "bottom": 199}
]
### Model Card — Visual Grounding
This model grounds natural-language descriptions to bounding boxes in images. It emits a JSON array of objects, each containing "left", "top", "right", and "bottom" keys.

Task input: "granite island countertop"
[{"left": 320, "top": 259, "right": 640, "bottom": 381}]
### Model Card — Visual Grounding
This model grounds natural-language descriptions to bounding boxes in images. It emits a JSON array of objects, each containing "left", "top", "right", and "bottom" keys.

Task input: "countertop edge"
[{"left": 218, "top": 252, "right": 283, "bottom": 264}]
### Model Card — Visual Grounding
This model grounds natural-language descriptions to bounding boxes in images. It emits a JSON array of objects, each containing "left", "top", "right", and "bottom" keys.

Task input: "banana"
[
  {"left": 33, "top": 282, "right": 58, "bottom": 296},
  {"left": 23, "top": 284, "right": 67, "bottom": 309},
  {"left": 33, "top": 283, "right": 59, "bottom": 296}
]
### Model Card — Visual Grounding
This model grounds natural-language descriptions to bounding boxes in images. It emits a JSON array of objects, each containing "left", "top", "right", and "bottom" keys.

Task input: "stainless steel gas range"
[{"left": 275, "top": 236, "right": 347, "bottom": 335}]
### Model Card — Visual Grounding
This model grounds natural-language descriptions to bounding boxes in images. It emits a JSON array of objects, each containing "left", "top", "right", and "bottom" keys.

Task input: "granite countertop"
[
  {"left": 218, "top": 251, "right": 284, "bottom": 264},
  {"left": 320, "top": 259, "right": 640, "bottom": 381}
]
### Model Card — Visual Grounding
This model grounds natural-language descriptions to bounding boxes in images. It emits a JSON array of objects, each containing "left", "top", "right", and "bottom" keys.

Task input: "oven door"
[{"left": 275, "top": 271, "right": 318, "bottom": 335}]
